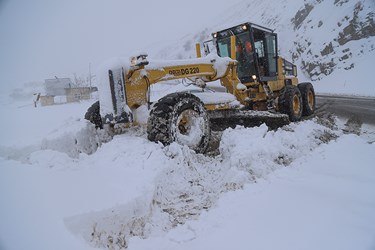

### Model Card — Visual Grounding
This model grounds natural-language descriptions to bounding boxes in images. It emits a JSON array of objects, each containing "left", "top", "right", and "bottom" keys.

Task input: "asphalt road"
[{"left": 316, "top": 94, "right": 375, "bottom": 125}]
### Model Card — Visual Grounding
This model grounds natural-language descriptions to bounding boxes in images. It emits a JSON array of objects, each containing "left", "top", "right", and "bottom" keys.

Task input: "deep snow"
[
  {"left": 1, "top": 100, "right": 375, "bottom": 250},
  {"left": 0, "top": 1, "right": 374, "bottom": 249},
  {"left": 130, "top": 135, "right": 375, "bottom": 250}
]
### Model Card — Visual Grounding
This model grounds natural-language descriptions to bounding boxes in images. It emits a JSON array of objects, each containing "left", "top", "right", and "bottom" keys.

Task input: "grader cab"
[
  {"left": 85, "top": 22, "right": 316, "bottom": 153},
  {"left": 209, "top": 22, "right": 314, "bottom": 119}
]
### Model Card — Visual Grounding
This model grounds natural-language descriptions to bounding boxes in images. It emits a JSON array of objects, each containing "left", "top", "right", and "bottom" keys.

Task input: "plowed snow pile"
[{"left": 1, "top": 101, "right": 375, "bottom": 250}]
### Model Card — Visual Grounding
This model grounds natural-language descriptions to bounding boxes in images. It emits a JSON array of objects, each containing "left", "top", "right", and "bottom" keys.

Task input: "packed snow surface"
[{"left": 1, "top": 100, "right": 375, "bottom": 250}]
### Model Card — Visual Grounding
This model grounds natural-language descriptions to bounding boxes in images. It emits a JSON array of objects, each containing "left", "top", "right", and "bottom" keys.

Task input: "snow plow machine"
[{"left": 85, "top": 22, "right": 316, "bottom": 153}]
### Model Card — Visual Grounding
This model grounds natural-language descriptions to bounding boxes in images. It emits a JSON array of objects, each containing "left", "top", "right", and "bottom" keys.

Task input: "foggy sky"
[{"left": 0, "top": 0, "right": 243, "bottom": 92}]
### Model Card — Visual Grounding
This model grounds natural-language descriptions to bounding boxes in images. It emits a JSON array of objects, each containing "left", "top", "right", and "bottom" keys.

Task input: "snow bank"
[
  {"left": 62, "top": 118, "right": 342, "bottom": 249},
  {"left": 129, "top": 134, "right": 375, "bottom": 250},
  {"left": 0, "top": 100, "right": 118, "bottom": 167},
  {"left": 220, "top": 119, "right": 335, "bottom": 178},
  {"left": 1, "top": 99, "right": 374, "bottom": 250}
]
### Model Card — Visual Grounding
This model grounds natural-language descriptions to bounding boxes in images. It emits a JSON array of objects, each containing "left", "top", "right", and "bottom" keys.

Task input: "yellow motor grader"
[{"left": 85, "top": 22, "right": 315, "bottom": 153}]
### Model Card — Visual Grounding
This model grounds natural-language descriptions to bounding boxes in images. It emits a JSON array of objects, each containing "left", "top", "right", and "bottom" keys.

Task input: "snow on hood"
[{"left": 147, "top": 53, "right": 233, "bottom": 78}]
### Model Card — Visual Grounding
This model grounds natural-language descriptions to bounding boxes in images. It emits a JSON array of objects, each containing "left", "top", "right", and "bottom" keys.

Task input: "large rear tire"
[
  {"left": 278, "top": 85, "right": 303, "bottom": 122},
  {"left": 298, "top": 82, "right": 315, "bottom": 116},
  {"left": 147, "top": 92, "right": 210, "bottom": 154}
]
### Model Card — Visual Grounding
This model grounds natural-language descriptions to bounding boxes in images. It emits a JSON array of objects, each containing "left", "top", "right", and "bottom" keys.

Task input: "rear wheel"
[
  {"left": 147, "top": 92, "right": 210, "bottom": 154},
  {"left": 278, "top": 85, "right": 302, "bottom": 122},
  {"left": 298, "top": 82, "right": 315, "bottom": 116}
]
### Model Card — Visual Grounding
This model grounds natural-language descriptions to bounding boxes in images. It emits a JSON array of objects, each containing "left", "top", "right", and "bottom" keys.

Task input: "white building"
[{"left": 45, "top": 78, "right": 72, "bottom": 96}]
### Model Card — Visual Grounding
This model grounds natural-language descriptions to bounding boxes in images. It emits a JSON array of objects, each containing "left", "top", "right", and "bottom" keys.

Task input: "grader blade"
[
  {"left": 208, "top": 109, "right": 290, "bottom": 131},
  {"left": 101, "top": 68, "right": 132, "bottom": 124}
]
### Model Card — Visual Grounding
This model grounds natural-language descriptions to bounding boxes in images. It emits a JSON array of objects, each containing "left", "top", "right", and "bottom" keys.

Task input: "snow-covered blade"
[
  {"left": 209, "top": 109, "right": 290, "bottom": 131},
  {"left": 97, "top": 58, "right": 132, "bottom": 124}
]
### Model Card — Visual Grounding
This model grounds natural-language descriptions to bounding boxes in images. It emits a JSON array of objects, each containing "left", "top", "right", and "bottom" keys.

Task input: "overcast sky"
[{"left": 0, "top": 0, "right": 243, "bottom": 92}]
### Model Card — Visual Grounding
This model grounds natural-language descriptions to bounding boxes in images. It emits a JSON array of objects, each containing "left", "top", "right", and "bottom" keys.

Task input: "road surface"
[{"left": 316, "top": 94, "right": 375, "bottom": 125}]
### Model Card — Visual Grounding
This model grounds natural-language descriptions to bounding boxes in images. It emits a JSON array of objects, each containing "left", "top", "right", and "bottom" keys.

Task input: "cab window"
[
  {"left": 235, "top": 32, "right": 256, "bottom": 82},
  {"left": 253, "top": 28, "right": 278, "bottom": 79},
  {"left": 217, "top": 37, "right": 230, "bottom": 58}
]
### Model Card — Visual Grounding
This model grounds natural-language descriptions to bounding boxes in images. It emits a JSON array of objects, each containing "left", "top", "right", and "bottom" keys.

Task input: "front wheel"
[
  {"left": 147, "top": 92, "right": 210, "bottom": 154},
  {"left": 278, "top": 85, "right": 303, "bottom": 122}
]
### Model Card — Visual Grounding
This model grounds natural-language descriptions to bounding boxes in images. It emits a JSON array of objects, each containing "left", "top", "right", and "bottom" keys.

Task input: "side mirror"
[
  {"left": 293, "top": 65, "right": 298, "bottom": 77},
  {"left": 204, "top": 43, "right": 210, "bottom": 56}
]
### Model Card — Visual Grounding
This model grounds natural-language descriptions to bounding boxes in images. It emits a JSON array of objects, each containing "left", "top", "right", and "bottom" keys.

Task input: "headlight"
[{"left": 252, "top": 75, "right": 257, "bottom": 80}]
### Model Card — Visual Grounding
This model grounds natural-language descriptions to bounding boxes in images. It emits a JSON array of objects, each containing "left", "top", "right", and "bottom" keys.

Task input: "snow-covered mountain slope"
[{"left": 150, "top": 0, "right": 375, "bottom": 96}]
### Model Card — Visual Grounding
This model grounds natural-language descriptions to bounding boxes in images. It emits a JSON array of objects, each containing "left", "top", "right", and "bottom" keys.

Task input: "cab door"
[
  {"left": 264, "top": 33, "right": 278, "bottom": 79},
  {"left": 252, "top": 28, "right": 278, "bottom": 81}
]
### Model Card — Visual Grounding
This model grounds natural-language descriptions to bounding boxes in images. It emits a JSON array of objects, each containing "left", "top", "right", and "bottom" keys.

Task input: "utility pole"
[
  {"left": 89, "top": 63, "right": 92, "bottom": 88},
  {"left": 89, "top": 63, "right": 92, "bottom": 99}
]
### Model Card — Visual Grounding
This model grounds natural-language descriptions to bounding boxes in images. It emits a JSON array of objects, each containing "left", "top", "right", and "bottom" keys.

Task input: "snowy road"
[{"left": 316, "top": 95, "right": 375, "bottom": 125}]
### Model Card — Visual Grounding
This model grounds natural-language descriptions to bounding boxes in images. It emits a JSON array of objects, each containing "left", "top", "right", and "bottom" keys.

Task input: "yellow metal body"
[
  {"left": 230, "top": 36, "right": 236, "bottom": 60},
  {"left": 195, "top": 43, "right": 202, "bottom": 58},
  {"left": 244, "top": 57, "right": 299, "bottom": 104},
  {"left": 123, "top": 36, "right": 298, "bottom": 112},
  {"left": 124, "top": 61, "right": 235, "bottom": 109}
]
